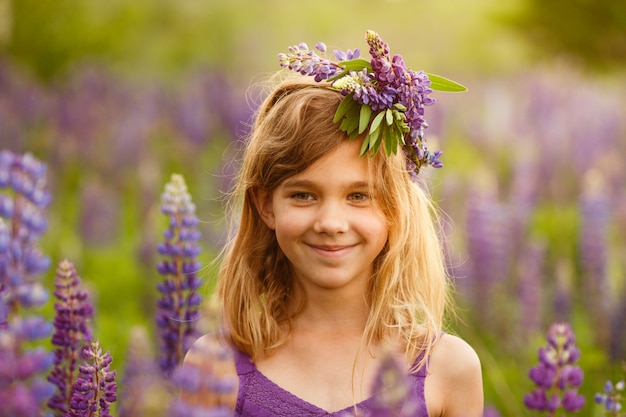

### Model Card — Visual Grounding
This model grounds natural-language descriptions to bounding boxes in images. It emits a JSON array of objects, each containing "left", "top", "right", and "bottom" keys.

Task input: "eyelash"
[
  {"left": 289, "top": 192, "right": 370, "bottom": 202},
  {"left": 348, "top": 192, "right": 369, "bottom": 202},
  {"left": 290, "top": 192, "right": 314, "bottom": 201}
]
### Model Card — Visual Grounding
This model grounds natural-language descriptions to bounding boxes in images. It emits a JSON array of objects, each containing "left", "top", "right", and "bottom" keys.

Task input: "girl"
[{"left": 188, "top": 31, "right": 483, "bottom": 417}]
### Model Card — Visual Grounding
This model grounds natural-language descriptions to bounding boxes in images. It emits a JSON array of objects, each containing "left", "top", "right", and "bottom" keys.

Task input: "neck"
[{"left": 291, "top": 286, "right": 370, "bottom": 334}]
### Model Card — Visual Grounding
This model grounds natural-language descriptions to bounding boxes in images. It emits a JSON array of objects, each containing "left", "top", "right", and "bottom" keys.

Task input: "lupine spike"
[
  {"left": 47, "top": 260, "right": 94, "bottom": 416},
  {"left": 524, "top": 322, "right": 586, "bottom": 414},
  {"left": 0, "top": 150, "right": 55, "bottom": 416},
  {"left": 156, "top": 174, "right": 204, "bottom": 375},
  {"left": 579, "top": 170, "right": 611, "bottom": 349},
  {"left": 594, "top": 363, "right": 625, "bottom": 417},
  {"left": 278, "top": 30, "right": 443, "bottom": 178},
  {"left": 118, "top": 326, "right": 170, "bottom": 417},
  {"left": 170, "top": 322, "right": 237, "bottom": 417},
  {"left": 0, "top": 150, "right": 51, "bottom": 313},
  {"left": 366, "top": 349, "right": 418, "bottom": 417},
  {"left": 67, "top": 341, "right": 117, "bottom": 417}
]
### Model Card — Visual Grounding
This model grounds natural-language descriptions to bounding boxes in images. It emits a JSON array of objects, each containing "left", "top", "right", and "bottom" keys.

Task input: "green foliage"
[
  {"left": 426, "top": 73, "right": 468, "bottom": 92},
  {"left": 504, "top": 0, "right": 626, "bottom": 70}
]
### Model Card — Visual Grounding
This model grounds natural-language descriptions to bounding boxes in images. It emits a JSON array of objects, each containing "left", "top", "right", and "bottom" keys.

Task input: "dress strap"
[
  {"left": 233, "top": 348, "right": 255, "bottom": 375},
  {"left": 233, "top": 348, "right": 254, "bottom": 415}
]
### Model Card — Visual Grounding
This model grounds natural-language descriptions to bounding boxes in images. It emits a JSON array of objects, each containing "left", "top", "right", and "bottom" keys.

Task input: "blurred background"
[{"left": 1, "top": 0, "right": 625, "bottom": 415}]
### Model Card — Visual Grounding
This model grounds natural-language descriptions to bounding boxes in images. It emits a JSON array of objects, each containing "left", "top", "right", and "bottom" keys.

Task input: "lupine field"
[{"left": 1, "top": 1, "right": 626, "bottom": 415}]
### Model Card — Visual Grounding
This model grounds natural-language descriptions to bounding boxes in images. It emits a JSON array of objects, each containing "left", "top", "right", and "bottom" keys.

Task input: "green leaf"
[
  {"left": 340, "top": 58, "right": 372, "bottom": 72},
  {"left": 384, "top": 125, "right": 400, "bottom": 156},
  {"left": 368, "top": 124, "right": 382, "bottom": 151},
  {"left": 327, "top": 59, "right": 372, "bottom": 82},
  {"left": 334, "top": 96, "right": 358, "bottom": 123},
  {"left": 358, "top": 104, "right": 372, "bottom": 134},
  {"left": 391, "top": 122, "right": 405, "bottom": 153},
  {"left": 426, "top": 73, "right": 468, "bottom": 92},
  {"left": 385, "top": 108, "right": 393, "bottom": 126},
  {"left": 360, "top": 133, "right": 371, "bottom": 156},
  {"left": 348, "top": 125, "right": 360, "bottom": 139},
  {"left": 370, "top": 111, "right": 386, "bottom": 133},
  {"left": 341, "top": 109, "right": 359, "bottom": 136},
  {"left": 327, "top": 70, "right": 350, "bottom": 83},
  {"left": 339, "top": 116, "right": 354, "bottom": 133},
  {"left": 393, "top": 102, "right": 407, "bottom": 112},
  {"left": 371, "top": 126, "right": 384, "bottom": 155}
]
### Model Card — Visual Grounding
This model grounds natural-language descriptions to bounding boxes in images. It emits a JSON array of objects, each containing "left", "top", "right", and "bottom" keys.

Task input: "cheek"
[
  {"left": 360, "top": 210, "right": 389, "bottom": 251},
  {"left": 373, "top": 211, "right": 390, "bottom": 247},
  {"left": 373, "top": 223, "right": 389, "bottom": 252},
  {"left": 273, "top": 211, "right": 308, "bottom": 239}
]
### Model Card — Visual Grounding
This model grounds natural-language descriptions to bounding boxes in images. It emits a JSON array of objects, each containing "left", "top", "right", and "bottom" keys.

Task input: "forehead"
[{"left": 282, "top": 139, "right": 375, "bottom": 186}]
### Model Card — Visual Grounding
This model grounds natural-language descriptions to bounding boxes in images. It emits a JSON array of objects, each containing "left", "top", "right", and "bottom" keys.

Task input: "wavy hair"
[{"left": 217, "top": 76, "right": 452, "bottom": 371}]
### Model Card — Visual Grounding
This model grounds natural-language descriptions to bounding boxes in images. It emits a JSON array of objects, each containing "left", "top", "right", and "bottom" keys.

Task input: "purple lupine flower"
[
  {"left": 118, "top": 326, "right": 170, "bottom": 417},
  {"left": 462, "top": 185, "right": 512, "bottom": 327},
  {"left": 169, "top": 332, "right": 237, "bottom": 417},
  {"left": 277, "top": 42, "right": 341, "bottom": 82},
  {"left": 518, "top": 240, "right": 546, "bottom": 337},
  {"left": 0, "top": 150, "right": 51, "bottom": 311},
  {"left": 524, "top": 322, "right": 585, "bottom": 414},
  {"left": 595, "top": 377, "right": 625, "bottom": 416},
  {"left": 156, "top": 174, "right": 204, "bottom": 375},
  {"left": 0, "top": 150, "right": 55, "bottom": 416},
  {"left": 364, "top": 30, "right": 435, "bottom": 171},
  {"left": 579, "top": 171, "right": 611, "bottom": 347},
  {"left": 0, "top": 318, "right": 55, "bottom": 416},
  {"left": 47, "top": 260, "right": 94, "bottom": 416},
  {"left": 277, "top": 30, "right": 443, "bottom": 178},
  {"left": 365, "top": 350, "right": 418, "bottom": 417},
  {"left": 334, "top": 48, "right": 360, "bottom": 61},
  {"left": 67, "top": 341, "right": 117, "bottom": 417},
  {"left": 483, "top": 405, "right": 503, "bottom": 417}
]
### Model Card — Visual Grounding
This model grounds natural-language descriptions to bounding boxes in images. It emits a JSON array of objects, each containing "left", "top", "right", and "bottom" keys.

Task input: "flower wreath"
[{"left": 278, "top": 30, "right": 466, "bottom": 180}]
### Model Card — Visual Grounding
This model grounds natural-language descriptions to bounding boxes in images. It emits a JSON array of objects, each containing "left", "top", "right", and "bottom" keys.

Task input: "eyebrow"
[{"left": 282, "top": 179, "right": 372, "bottom": 190}]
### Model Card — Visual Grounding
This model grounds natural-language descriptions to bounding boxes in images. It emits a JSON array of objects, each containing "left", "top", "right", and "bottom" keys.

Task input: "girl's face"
[{"left": 254, "top": 139, "right": 389, "bottom": 297}]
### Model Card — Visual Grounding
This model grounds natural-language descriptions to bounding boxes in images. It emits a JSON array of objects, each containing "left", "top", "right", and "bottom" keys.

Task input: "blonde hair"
[{"left": 217, "top": 77, "right": 452, "bottom": 371}]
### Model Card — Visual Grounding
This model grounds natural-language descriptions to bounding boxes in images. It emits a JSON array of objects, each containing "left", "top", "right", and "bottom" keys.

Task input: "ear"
[{"left": 249, "top": 188, "right": 276, "bottom": 230}]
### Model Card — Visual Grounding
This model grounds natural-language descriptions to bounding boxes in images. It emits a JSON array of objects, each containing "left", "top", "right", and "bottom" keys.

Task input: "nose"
[{"left": 312, "top": 200, "right": 349, "bottom": 235}]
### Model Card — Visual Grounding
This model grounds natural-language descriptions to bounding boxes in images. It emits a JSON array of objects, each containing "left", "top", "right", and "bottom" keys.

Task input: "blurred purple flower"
[
  {"left": 482, "top": 405, "right": 502, "bottom": 417},
  {"left": 156, "top": 174, "right": 203, "bottom": 375},
  {"left": 67, "top": 341, "right": 117, "bottom": 417},
  {"left": 47, "top": 260, "right": 94, "bottom": 416},
  {"left": 524, "top": 322, "right": 585, "bottom": 414},
  {"left": 79, "top": 180, "right": 120, "bottom": 246},
  {"left": 463, "top": 185, "right": 513, "bottom": 327},
  {"left": 595, "top": 377, "right": 625, "bottom": 416},
  {"left": 0, "top": 150, "right": 55, "bottom": 416},
  {"left": 0, "top": 151, "right": 51, "bottom": 311},
  {"left": 518, "top": 240, "right": 546, "bottom": 337},
  {"left": 170, "top": 332, "right": 237, "bottom": 417},
  {"left": 118, "top": 326, "right": 170, "bottom": 417},
  {"left": 579, "top": 171, "right": 611, "bottom": 348},
  {"left": 365, "top": 349, "right": 418, "bottom": 417}
]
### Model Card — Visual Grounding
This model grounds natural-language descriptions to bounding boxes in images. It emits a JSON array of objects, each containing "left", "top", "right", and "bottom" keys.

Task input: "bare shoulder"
[
  {"left": 426, "top": 333, "right": 484, "bottom": 417},
  {"left": 430, "top": 333, "right": 482, "bottom": 379}
]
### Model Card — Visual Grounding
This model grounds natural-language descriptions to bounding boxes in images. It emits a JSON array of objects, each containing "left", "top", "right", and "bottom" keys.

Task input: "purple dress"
[{"left": 233, "top": 349, "right": 429, "bottom": 417}]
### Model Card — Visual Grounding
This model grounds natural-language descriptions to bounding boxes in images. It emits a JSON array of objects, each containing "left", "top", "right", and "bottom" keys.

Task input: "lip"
[{"left": 308, "top": 244, "right": 355, "bottom": 258}]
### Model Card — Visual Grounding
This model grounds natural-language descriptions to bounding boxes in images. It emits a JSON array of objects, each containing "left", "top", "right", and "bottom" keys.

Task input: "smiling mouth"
[{"left": 308, "top": 244, "right": 355, "bottom": 257}]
